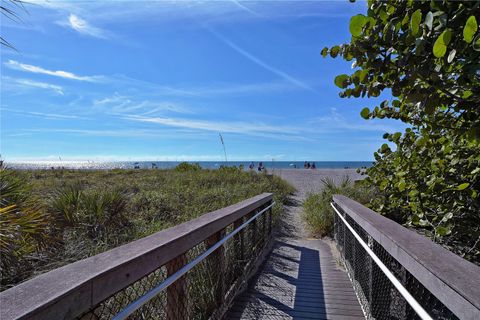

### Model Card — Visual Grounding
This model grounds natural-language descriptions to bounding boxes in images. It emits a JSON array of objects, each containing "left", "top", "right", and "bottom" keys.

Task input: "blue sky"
[{"left": 1, "top": 1, "right": 404, "bottom": 162}]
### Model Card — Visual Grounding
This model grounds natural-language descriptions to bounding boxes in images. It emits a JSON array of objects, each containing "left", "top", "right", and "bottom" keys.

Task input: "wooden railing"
[
  {"left": 0, "top": 193, "right": 274, "bottom": 320},
  {"left": 332, "top": 195, "right": 480, "bottom": 320}
]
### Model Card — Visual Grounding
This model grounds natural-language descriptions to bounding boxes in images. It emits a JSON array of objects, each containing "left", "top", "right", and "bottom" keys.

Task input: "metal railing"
[
  {"left": 0, "top": 193, "right": 275, "bottom": 320},
  {"left": 332, "top": 195, "right": 480, "bottom": 320}
]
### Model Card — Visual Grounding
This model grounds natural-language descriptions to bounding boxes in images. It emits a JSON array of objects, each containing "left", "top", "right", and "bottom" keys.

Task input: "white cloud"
[
  {"left": 4, "top": 60, "right": 101, "bottom": 82},
  {"left": 65, "top": 14, "right": 109, "bottom": 39},
  {"left": 1, "top": 76, "right": 64, "bottom": 95},
  {"left": 1, "top": 108, "right": 88, "bottom": 120},
  {"left": 17, "top": 79, "right": 63, "bottom": 95},
  {"left": 93, "top": 94, "right": 192, "bottom": 115}
]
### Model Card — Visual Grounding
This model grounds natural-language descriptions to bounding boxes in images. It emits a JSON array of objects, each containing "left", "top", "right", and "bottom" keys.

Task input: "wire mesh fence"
[
  {"left": 333, "top": 203, "right": 458, "bottom": 320},
  {"left": 77, "top": 201, "right": 273, "bottom": 320}
]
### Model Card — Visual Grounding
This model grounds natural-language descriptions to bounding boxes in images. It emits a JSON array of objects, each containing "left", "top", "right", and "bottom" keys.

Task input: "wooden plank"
[
  {"left": 166, "top": 254, "right": 188, "bottom": 320},
  {"left": 333, "top": 194, "right": 480, "bottom": 319}
]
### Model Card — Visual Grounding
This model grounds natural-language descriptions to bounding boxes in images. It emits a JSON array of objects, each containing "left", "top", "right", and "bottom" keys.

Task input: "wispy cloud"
[
  {"left": 310, "top": 107, "right": 405, "bottom": 133},
  {"left": 229, "top": 0, "right": 261, "bottom": 17},
  {"left": 93, "top": 94, "right": 193, "bottom": 115},
  {"left": 1, "top": 108, "right": 88, "bottom": 120},
  {"left": 209, "top": 29, "right": 312, "bottom": 91},
  {"left": 123, "top": 114, "right": 309, "bottom": 141},
  {"left": 1, "top": 76, "right": 64, "bottom": 95},
  {"left": 109, "top": 74, "right": 299, "bottom": 97},
  {"left": 4, "top": 60, "right": 101, "bottom": 82},
  {"left": 62, "top": 14, "right": 109, "bottom": 39}
]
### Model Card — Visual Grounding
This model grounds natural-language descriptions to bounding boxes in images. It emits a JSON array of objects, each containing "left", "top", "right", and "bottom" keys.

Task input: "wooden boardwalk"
[
  {"left": 228, "top": 170, "right": 364, "bottom": 319},
  {"left": 228, "top": 238, "right": 364, "bottom": 319}
]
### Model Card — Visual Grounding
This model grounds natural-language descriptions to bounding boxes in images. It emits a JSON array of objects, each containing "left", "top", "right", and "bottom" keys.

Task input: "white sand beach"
[{"left": 272, "top": 168, "right": 365, "bottom": 200}]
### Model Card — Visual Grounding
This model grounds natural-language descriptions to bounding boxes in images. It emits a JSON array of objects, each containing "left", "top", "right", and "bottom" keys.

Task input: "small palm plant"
[{"left": 0, "top": 167, "right": 50, "bottom": 289}]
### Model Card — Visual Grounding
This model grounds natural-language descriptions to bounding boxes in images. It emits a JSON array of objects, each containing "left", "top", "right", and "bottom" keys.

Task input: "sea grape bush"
[{"left": 323, "top": 0, "right": 479, "bottom": 263}]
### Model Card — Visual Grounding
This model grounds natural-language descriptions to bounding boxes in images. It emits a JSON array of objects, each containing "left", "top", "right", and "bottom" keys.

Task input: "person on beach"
[
  {"left": 311, "top": 162, "right": 316, "bottom": 169},
  {"left": 258, "top": 162, "right": 264, "bottom": 171},
  {"left": 304, "top": 161, "right": 308, "bottom": 168},
  {"left": 249, "top": 162, "right": 255, "bottom": 170}
]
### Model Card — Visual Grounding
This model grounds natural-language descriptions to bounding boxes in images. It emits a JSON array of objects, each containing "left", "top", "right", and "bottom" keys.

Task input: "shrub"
[
  {"left": 175, "top": 162, "right": 201, "bottom": 172},
  {"left": 303, "top": 177, "right": 376, "bottom": 237},
  {"left": 324, "top": 0, "right": 480, "bottom": 263}
]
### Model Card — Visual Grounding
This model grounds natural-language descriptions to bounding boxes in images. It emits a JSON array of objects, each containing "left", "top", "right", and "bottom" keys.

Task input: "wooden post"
[
  {"left": 261, "top": 205, "right": 267, "bottom": 248},
  {"left": 251, "top": 210, "right": 257, "bottom": 255},
  {"left": 206, "top": 229, "right": 225, "bottom": 307},
  {"left": 233, "top": 217, "right": 244, "bottom": 262},
  {"left": 268, "top": 203, "right": 272, "bottom": 235},
  {"left": 166, "top": 254, "right": 188, "bottom": 320}
]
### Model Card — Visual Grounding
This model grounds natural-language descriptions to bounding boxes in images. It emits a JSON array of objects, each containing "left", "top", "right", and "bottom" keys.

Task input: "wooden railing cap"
[{"left": 0, "top": 193, "right": 273, "bottom": 320}]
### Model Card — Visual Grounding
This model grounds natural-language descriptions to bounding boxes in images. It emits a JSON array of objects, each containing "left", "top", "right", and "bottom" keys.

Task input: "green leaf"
[
  {"left": 433, "top": 29, "right": 452, "bottom": 58},
  {"left": 334, "top": 74, "right": 349, "bottom": 88},
  {"left": 360, "top": 107, "right": 370, "bottom": 119},
  {"left": 462, "top": 90, "right": 473, "bottom": 99},
  {"left": 321, "top": 47, "right": 329, "bottom": 58},
  {"left": 359, "top": 69, "right": 368, "bottom": 83},
  {"left": 392, "top": 132, "right": 402, "bottom": 142},
  {"left": 463, "top": 16, "right": 478, "bottom": 43},
  {"left": 435, "top": 226, "right": 451, "bottom": 236},
  {"left": 410, "top": 9, "right": 422, "bottom": 36},
  {"left": 397, "top": 180, "right": 406, "bottom": 191},
  {"left": 330, "top": 46, "right": 340, "bottom": 58},
  {"left": 456, "top": 183, "right": 470, "bottom": 190},
  {"left": 411, "top": 214, "right": 420, "bottom": 225},
  {"left": 425, "top": 11, "right": 433, "bottom": 30},
  {"left": 350, "top": 14, "right": 367, "bottom": 37},
  {"left": 409, "top": 189, "right": 419, "bottom": 197}
]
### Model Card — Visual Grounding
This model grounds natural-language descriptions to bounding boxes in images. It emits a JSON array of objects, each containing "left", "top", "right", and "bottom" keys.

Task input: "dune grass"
[
  {"left": 302, "top": 177, "right": 376, "bottom": 237},
  {"left": 0, "top": 164, "right": 294, "bottom": 290}
]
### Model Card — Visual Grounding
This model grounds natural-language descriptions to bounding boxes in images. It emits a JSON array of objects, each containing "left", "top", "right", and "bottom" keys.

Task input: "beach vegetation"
[
  {"left": 303, "top": 177, "right": 376, "bottom": 237},
  {"left": 324, "top": 0, "right": 480, "bottom": 263},
  {"left": 0, "top": 165, "right": 294, "bottom": 291}
]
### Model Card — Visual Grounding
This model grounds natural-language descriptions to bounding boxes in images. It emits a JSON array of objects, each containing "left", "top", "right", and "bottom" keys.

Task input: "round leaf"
[
  {"left": 330, "top": 46, "right": 340, "bottom": 58},
  {"left": 350, "top": 14, "right": 367, "bottom": 37},
  {"left": 360, "top": 107, "right": 370, "bottom": 119},
  {"left": 321, "top": 47, "right": 329, "bottom": 58},
  {"left": 463, "top": 16, "right": 478, "bottom": 44},
  {"left": 334, "top": 74, "right": 349, "bottom": 88}
]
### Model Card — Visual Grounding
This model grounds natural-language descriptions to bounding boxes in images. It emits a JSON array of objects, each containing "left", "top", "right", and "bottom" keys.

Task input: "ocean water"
[{"left": 6, "top": 161, "right": 373, "bottom": 170}]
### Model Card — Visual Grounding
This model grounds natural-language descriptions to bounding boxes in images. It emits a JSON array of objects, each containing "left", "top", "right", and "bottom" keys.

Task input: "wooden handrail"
[
  {"left": 0, "top": 193, "right": 273, "bottom": 320},
  {"left": 333, "top": 194, "right": 480, "bottom": 320}
]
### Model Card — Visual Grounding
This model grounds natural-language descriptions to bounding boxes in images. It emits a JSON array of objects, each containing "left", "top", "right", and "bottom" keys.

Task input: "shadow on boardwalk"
[{"left": 227, "top": 181, "right": 364, "bottom": 319}]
